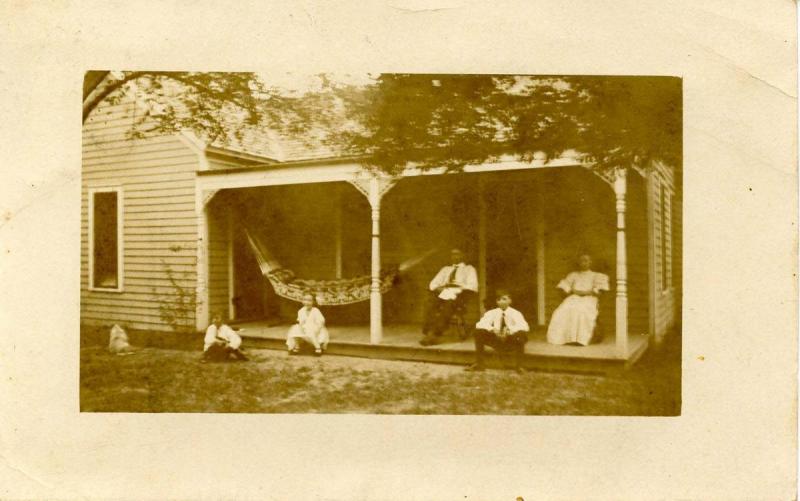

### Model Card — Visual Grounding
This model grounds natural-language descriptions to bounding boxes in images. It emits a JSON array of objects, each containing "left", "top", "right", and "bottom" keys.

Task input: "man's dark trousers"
[
  {"left": 473, "top": 328, "right": 528, "bottom": 368},
  {"left": 422, "top": 290, "right": 474, "bottom": 337}
]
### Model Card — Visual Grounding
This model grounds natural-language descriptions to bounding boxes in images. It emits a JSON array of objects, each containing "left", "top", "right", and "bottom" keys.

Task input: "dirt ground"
[{"left": 80, "top": 328, "right": 681, "bottom": 415}]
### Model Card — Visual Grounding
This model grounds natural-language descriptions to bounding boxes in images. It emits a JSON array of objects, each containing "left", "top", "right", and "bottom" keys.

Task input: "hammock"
[{"left": 245, "top": 228, "right": 436, "bottom": 306}]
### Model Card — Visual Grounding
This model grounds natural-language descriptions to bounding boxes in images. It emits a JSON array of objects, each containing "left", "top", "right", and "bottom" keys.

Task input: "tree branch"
[{"left": 82, "top": 71, "right": 149, "bottom": 124}]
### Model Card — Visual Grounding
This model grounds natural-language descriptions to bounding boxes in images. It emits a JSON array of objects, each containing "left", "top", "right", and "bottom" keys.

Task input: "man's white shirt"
[
  {"left": 429, "top": 263, "right": 479, "bottom": 300},
  {"left": 475, "top": 307, "right": 530, "bottom": 335}
]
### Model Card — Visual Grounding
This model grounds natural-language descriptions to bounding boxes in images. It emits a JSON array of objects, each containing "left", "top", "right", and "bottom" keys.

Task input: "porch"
[
  {"left": 233, "top": 321, "right": 650, "bottom": 373},
  {"left": 198, "top": 156, "right": 653, "bottom": 368}
]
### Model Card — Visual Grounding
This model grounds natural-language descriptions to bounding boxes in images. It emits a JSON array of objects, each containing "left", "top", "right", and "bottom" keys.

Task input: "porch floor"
[{"left": 234, "top": 321, "right": 650, "bottom": 373}]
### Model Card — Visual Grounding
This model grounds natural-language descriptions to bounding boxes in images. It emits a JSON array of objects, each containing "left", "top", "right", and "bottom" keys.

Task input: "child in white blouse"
[
  {"left": 465, "top": 290, "right": 529, "bottom": 373},
  {"left": 286, "top": 292, "right": 329, "bottom": 356},
  {"left": 202, "top": 313, "right": 247, "bottom": 362}
]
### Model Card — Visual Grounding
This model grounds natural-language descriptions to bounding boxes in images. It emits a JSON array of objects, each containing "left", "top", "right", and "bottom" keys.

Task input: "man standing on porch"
[{"left": 420, "top": 248, "right": 478, "bottom": 346}]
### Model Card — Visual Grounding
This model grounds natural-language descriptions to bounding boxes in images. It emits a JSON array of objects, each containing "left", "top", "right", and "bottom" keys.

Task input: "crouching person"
[
  {"left": 202, "top": 313, "right": 248, "bottom": 362},
  {"left": 286, "top": 292, "right": 329, "bottom": 357},
  {"left": 465, "top": 290, "right": 529, "bottom": 374}
]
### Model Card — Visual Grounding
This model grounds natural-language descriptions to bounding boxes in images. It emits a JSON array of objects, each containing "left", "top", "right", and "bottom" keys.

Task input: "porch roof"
[{"left": 195, "top": 152, "right": 592, "bottom": 187}]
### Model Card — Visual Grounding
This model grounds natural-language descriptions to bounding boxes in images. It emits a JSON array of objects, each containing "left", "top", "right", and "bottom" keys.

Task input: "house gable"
[{"left": 82, "top": 90, "right": 203, "bottom": 332}]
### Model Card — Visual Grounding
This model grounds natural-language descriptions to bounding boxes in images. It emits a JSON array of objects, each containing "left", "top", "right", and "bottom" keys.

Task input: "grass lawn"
[{"left": 80, "top": 328, "right": 681, "bottom": 415}]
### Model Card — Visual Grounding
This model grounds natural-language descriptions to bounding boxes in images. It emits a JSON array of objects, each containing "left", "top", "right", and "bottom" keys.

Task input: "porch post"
[
  {"left": 334, "top": 186, "right": 343, "bottom": 279},
  {"left": 227, "top": 206, "right": 235, "bottom": 320},
  {"left": 477, "top": 176, "right": 487, "bottom": 315},
  {"left": 535, "top": 188, "right": 546, "bottom": 326},
  {"left": 614, "top": 168, "right": 629, "bottom": 358},
  {"left": 368, "top": 177, "right": 382, "bottom": 344},
  {"left": 195, "top": 196, "right": 211, "bottom": 331}
]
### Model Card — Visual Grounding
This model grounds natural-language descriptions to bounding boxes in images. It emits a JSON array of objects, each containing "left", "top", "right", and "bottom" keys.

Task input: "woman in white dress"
[
  {"left": 286, "top": 292, "right": 330, "bottom": 356},
  {"left": 546, "top": 254, "right": 610, "bottom": 346}
]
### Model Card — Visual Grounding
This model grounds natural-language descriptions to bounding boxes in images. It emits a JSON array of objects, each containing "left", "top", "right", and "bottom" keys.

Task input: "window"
[
  {"left": 660, "top": 183, "right": 671, "bottom": 292},
  {"left": 89, "top": 188, "right": 123, "bottom": 291}
]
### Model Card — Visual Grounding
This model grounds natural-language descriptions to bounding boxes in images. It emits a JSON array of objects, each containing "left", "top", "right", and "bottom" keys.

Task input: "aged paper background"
[{"left": 0, "top": 1, "right": 796, "bottom": 499}]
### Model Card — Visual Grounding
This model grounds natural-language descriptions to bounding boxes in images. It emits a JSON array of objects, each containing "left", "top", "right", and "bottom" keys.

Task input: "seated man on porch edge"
[
  {"left": 420, "top": 248, "right": 478, "bottom": 346},
  {"left": 465, "top": 289, "right": 529, "bottom": 373}
]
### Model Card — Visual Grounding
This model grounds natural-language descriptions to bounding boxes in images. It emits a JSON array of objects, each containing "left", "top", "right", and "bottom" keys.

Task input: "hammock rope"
[{"left": 244, "top": 228, "right": 435, "bottom": 306}]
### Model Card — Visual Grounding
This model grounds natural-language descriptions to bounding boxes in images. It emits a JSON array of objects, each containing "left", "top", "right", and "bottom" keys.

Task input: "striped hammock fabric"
[{"left": 244, "top": 229, "right": 435, "bottom": 306}]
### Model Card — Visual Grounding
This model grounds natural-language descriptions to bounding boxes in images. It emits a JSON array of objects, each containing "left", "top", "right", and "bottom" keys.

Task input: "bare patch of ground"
[{"left": 80, "top": 332, "right": 680, "bottom": 415}]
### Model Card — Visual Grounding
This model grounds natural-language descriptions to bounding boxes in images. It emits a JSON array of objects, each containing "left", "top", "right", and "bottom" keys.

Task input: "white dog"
[{"left": 108, "top": 324, "right": 134, "bottom": 355}]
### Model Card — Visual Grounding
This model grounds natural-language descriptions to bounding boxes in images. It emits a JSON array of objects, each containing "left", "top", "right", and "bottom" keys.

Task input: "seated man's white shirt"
[
  {"left": 475, "top": 307, "right": 530, "bottom": 334},
  {"left": 204, "top": 324, "right": 242, "bottom": 351},
  {"left": 429, "top": 263, "right": 479, "bottom": 300}
]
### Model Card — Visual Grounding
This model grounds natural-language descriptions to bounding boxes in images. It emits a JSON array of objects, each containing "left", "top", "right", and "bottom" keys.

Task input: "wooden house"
[{"left": 82, "top": 76, "right": 680, "bottom": 369}]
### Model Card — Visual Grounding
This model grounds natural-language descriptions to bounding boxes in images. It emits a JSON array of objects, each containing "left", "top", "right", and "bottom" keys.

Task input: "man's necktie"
[{"left": 447, "top": 265, "right": 458, "bottom": 284}]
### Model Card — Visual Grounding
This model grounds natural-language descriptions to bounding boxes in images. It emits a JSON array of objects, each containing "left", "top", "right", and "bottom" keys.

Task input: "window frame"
[{"left": 88, "top": 186, "right": 124, "bottom": 292}]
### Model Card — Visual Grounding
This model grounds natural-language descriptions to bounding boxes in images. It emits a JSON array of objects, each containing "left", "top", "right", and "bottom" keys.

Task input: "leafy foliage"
[
  {"left": 568, "top": 76, "right": 682, "bottom": 172},
  {"left": 153, "top": 256, "right": 198, "bottom": 334},
  {"left": 83, "top": 71, "right": 308, "bottom": 146},
  {"left": 84, "top": 72, "right": 681, "bottom": 176},
  {"left": 307, "top": 74, "right": 681, "bottom": 175}
]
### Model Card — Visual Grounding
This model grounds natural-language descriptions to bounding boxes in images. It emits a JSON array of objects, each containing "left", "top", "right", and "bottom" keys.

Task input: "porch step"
[{"left": 242, "top": 334, "right": 643, "bottom": 375}]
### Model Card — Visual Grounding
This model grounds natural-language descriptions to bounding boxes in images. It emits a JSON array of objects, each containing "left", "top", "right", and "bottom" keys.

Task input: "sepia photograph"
[
  {"left": 2, "top": 1, "right": 796, "bottom": 499},
  {"left": 81, "top": 72, "right": 682, "bottom": 415}
]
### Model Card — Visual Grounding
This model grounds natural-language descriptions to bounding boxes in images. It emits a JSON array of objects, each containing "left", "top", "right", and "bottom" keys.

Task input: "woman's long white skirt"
[
  {"left": 286, "top": 324, "right": 330, "bottom": 350},
  {"left": 546, "top": 295, "right": 599, "bottom": 346}
]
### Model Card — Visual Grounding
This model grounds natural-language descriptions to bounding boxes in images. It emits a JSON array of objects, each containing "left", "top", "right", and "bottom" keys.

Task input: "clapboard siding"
[
  {"left": 81, "top": 288, "right": 199, "bottom": 299},
  {"left": 125, "top": 193, "right": 197, "bottom": 204},
  {"left": 626, "top": 172, "right": 650, "bottom": 336},
  {"left": 82, "top": 281, "right": 199, "bottom": 297},
  {"left": 649, "top": 163, "right": 677, "bottom": 339},
  {"left": 207, "top": 157, "right": 242, "bottom": 171},
  {"left": 81, "top": 247, "right": 197, "bottom": 260},
  {"left": 672, "top": 167, "right": 683, "bottom": 327},
  {"left": 125, "top": 185, "right": 200, "bottom": 197},
  {"left": 122, "top": 254, "right": 198, "bottom": 263},
  {"left": 83, "top": 133, "right": 183, "bottom": 151},
  {"left": 207, "top": 194, "right": 231, "bottom": 320},
  {"left": 81, "top": 92, "right": 200, "bottom": 333},
  {"left": 123, "top": 217, "right": 198, "bottom": 227},
  {"left": 83, "top": 142, "right": 193, "bottom": 162},
  {"left": 122, "top": 180, "right": 196, "bottom": 191},
  {"left": 79, "top": 296, "right": 199, "bottom": 309},
  {"left": 83, "top": 163, "right": 200, "bottom": 179},
  {"left": 121, "top": 263, "right": 197, "bottom": 273},
  {"left": 81, "top": 311, "right": 190, "bottom": 328},
  {"left": 84, "top": 148, "right": 196, "bottom": 166}
]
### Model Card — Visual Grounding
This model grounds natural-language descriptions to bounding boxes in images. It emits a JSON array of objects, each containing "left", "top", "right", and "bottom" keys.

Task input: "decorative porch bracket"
[
  {"left": 347, "top": 175, "right": 398, "bottom": 344},
  {"left": 584, "top": 163, "right": 645, "bottom": 188},
  {"left": 201, "top": 188, "right": 220, "bottom": 208}
]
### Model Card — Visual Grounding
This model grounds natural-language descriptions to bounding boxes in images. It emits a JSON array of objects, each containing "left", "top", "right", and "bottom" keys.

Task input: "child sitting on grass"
[
  {"left": 286, "top": 292, "right": 329, "bottom": 357},
  {"left": 465, "top": 289, "right": 529, "bottom": 373},
  {"left": 202, "top": 313, "right": 248, "bottom": 362}
]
